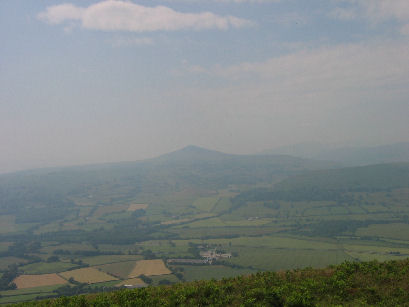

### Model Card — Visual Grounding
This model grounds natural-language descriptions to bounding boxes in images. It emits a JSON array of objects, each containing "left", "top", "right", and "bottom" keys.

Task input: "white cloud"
[
  {"left": 38, "top": 4, "right": 84, "bottom": 24},
  {"left": 184, "top": 40, "right": 409, "bottom": 98},
  {"left": 330, "top": 0, "right": 409, "bottom": 22},
  {"left": 38, "top": 0, "right": 253, "bottom": 32},
  {"left": 173, "top": 40, "right": 409, "bottom": 149}
]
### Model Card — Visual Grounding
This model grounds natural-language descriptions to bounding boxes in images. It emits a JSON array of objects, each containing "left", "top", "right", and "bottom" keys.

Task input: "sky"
[{"left": 1, "top": 0, "right": 409, "bottom": 173}]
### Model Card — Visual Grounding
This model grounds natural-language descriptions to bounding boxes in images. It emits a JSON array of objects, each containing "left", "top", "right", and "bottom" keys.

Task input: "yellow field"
[
  {"left": 115, "top": 277, "right": 146, "bottom": 287},
  {"left": 13, "top": 274, "right": 67, "bottom": 289},
  {"left": 59, "top": 267, "right": 118, "bottom": 284},
  {"left": 127, "top": 204, "right": 148, "bottom": 211},
  {"left": 128, "top": 259, "right": 171, "bottom": 278}
]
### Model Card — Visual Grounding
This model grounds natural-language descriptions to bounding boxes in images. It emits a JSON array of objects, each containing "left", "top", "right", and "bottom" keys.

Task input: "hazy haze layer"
[{"left": 1, "top": 0, "right": 408, "bottom": 173}]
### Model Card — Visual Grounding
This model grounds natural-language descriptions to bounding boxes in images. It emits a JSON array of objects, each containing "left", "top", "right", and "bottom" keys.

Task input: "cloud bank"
[{"left": 38, "top": 0, "right": 253, "bottom": 32}]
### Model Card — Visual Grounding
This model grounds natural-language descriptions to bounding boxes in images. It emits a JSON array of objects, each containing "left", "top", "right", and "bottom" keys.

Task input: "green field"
[
  {"left": 356, "top": 223, "right": 409, "bottom": 241},
  {"left": 148, "top": 274, "right": 180, "bottom": 286},
  {"left": 0, "top": 257, "right": 28, "bottom": 270},
  {"left": 20, "top": 261, "right": 77, "bottom": 274},
  {"left": 81, "top": 255, "right": 143, "bottom": 266},
  {"left": 193, "top": 197, "right": 219, "bottom": 212},
  {"left": 0, "top": 285, "right": 61, "bottom": 305},
  {"left": 96, "top": 261, "right": 136, "bottom": 278},
  {"left": 228, "top": 247, "right": 353, "bottom": 271}
]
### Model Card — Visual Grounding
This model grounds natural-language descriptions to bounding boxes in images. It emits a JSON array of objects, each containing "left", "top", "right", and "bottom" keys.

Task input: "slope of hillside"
[
  {"left": 262, "top": 142, "right": 409, "bottom": 166},
  {"left": 236, "top": 163, "right": 409, "bottom": 203},
  {"left": 275, "top": 162, "right": 409, "bottom": 192},
  {"left": 13, "top": 259, "right": 409, "bottom": 306}
]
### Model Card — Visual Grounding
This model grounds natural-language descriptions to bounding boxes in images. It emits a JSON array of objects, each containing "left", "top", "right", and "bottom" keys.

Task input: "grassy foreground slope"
[{"left": 13, "top": 259, "right": 409, "bottom": 306}]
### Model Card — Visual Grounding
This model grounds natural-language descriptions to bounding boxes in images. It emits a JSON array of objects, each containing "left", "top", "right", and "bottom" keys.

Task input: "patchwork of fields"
[
  {"left": 2, "top": 258, "right": 174, "bottom": 304},
  {"left": 1, "top": 162, "right": 409, "bottom": 304}
]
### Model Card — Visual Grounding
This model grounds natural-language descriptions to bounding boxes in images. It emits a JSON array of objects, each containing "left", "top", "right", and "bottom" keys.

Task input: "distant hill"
[
  {"left": 262, "top": 142, "right": 409, "bottom": 166},
  {"left": 276, "top": 162, "right": 409, "bottom": 192},
  {"left": 234, "top": 162, "right": 409, "bottom": 203},
  {"left": 0, "top": 145, "right": 338, "bottom": 213},
  {"left": 151, "top": 145, "right": 229, "bottom": 162}
]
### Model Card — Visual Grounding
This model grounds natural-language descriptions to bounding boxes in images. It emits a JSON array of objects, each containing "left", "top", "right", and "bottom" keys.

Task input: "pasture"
[
  {"left": 356, "top": 223, "right": 409, "bottom": 241},
  {"left": 128, "top": 259, "right": 171, "bottom": 278},
  {"left": 81, "top": 254, "right": 143, "bottom": 266},
  {"left": 0, "top": 257, "right": 28, "bottom": 270},
  {"left": 13, "top": 274, "right": 67, "bottom": 289},
  {"left": 20, "top": 261, "right": 77, "bottom": 274},
  {"left": 97, "top": 261, "right": 136, "bottom": 279},
  {"left": 40, "top": 243, "right": 97, "bottom": 255},
  {"left": 0, "top": 284, "right": 62, "bottom": 304},
  {"left": 228, "top": 247, "right": 353, "bottom": 271},
  {"left": 59, "top": 267, "right": 118, "bottom": 284},
  {"left": 193, "top": 197, "right": 219, "bottom": 212},
  {"left": 149, "top": 274, "right": 180, "bottom": 286},
  {"left": 0, "top": 284, "right": 61, "bottom": 297},
  {"left": 204, "top": 235, "right": 339, "bottom": 250}
]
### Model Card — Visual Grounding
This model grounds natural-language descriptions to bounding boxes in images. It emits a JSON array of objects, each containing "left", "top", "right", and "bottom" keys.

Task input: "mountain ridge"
[{"left": 261, "top": 142, "right": 409, "bottom": 166}]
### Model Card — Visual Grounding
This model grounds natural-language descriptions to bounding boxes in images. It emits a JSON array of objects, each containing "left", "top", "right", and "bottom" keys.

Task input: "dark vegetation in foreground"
[{"left": 13, "top": 259, "right": 409, "bottom": 306}]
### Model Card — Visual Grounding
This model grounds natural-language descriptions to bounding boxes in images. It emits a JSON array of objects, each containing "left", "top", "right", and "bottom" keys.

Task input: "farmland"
[
  {"left": 59, "top": 268, "right": 117, "bottom": 284},
  {"left": 97, "top": 261, "right": 136, "bottom": 279},
  {"left": 0, "top": 148, "right": 408, "bottom": 303},
  {"left": 19, "top": 261, "right": 77, "bottom": 274},
  {"left": 128, "top": 260, "right": 171, "bottom": 278},
  {"left": 13, "top": 274, "right": 66, "bottom": 289}
]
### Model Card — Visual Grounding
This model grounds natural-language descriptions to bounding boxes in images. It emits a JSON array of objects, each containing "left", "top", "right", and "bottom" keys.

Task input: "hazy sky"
[{"left": 1, "top": 0, "right": 409, "bottom": 173}]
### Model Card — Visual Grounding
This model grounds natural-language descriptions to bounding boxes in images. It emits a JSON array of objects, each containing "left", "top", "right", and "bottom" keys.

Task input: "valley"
[{"left": 0, "top": 147, "right": 408, "bottom": 304}]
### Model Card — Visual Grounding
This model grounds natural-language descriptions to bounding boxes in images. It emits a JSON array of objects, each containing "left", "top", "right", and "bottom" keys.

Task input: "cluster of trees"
[
  {"left": 53, "top": 282, "right": 116, "bottom": 297},
  {"left": 0, "top": 265, "right": 18, "bottom": 290}
]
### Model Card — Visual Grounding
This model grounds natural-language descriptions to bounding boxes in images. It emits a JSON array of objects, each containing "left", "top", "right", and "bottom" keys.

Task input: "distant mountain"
[
  {"left": 262, "top": 142, "right": 409, "bottom": 166},
  {"left": 151, "top": 145, "right": 229, "bottom": 163},
  {"left": 0, "top": 145, "right": 339, "bottom": 213},
  {"left": 259, "top": 142, "right": 336, "bottom": 158}
]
